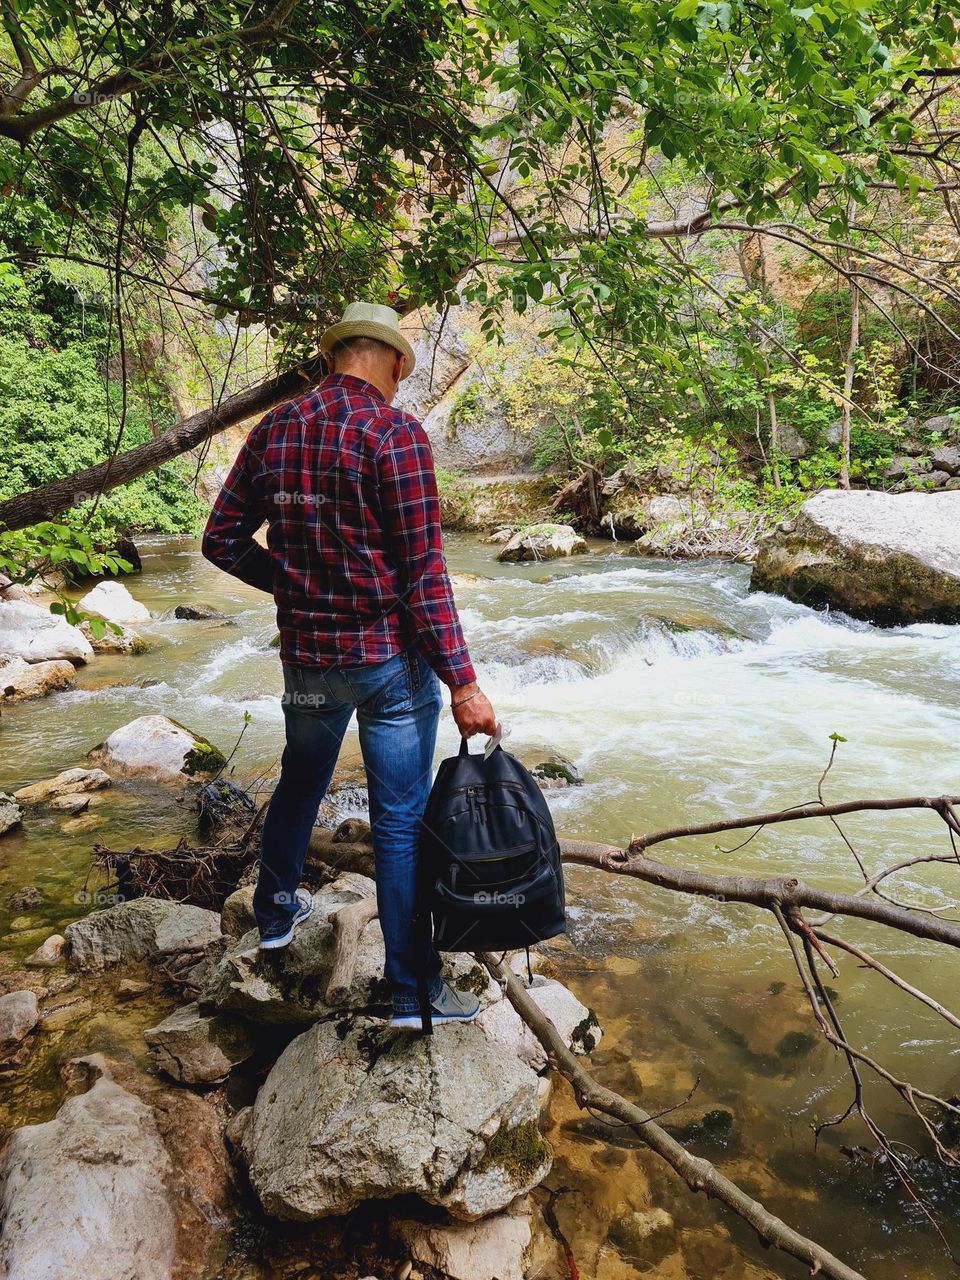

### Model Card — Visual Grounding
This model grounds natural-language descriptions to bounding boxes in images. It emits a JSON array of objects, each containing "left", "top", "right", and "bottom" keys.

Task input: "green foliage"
[{"left": 0, "top": 259, "right": 203, "bottom": 544}]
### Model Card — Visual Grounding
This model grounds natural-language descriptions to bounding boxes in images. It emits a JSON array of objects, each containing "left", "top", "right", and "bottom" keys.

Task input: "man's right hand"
[{"left": 450, "top": 681, "right": 497, "bottom": 738}]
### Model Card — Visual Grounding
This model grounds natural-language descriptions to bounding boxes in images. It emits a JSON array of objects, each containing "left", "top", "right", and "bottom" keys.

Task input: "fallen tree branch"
[
  {"left": 629, "top": 794, "right": 960, "bottom": 854},
  {"left": 326, "top": 896, "right": 379, "bottom": 1006},
  {"left": 483, "top": 954, "right": 867, "bottom": 1280},
  {"left": 559, "top": 840, "right": 960, "bottom": 948}
]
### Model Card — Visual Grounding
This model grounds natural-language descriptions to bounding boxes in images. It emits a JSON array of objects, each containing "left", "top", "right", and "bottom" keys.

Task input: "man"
[{"left": 202, "top": 301, "right": 497, "bottom": 1030}]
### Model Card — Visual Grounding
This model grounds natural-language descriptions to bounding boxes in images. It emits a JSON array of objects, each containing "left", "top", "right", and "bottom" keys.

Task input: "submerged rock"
[
  {"left": 241, "top": 1018, "right": 551, "bottom": 1220},
  {"left": 143, "top": 1002, "right": 255, "bottom": 1084},
  {"left": 65, "top": 898, "right": 221, "bottom": 972},
  {"left": 89, "top": 714, "right": 227, "bottom": 781},
  {"left": 14, "top": 767, "right": 111, "bottom": 806},
  {"left": 498, "top": 523, "right": 588, "bottom": 563},
  {"left": 0, "top": 656, "right": 76, "bottom": 701},
  {"left": 77, "top": 580, "right": 151, "bottom": 626},
  {"left": 751, "top": 490, "right": 960, "bottom": 624},
  {"left": 6, "top": 886, "right": 42, "bottom": 911},
  {"left": 0, "top": 599, "right": 94, "bottom": 664}
]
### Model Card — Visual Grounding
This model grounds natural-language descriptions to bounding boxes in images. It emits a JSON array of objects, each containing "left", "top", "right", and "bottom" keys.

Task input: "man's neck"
[{"left": 331, "top": 367, "right": 394, "bottom": 404}]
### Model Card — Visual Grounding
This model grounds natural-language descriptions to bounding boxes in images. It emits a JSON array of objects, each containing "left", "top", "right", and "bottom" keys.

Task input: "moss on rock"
[{"left": 473, "top": 1118, "right": 551, "bottom": 1183}]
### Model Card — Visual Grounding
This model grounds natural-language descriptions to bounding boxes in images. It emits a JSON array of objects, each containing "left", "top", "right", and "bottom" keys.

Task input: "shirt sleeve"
[
  {"left": 201, "top": 430, "right": 274, "bottom": 594},
  {"left": 376, "top": 415, "right": 476, "bottom": 687}
]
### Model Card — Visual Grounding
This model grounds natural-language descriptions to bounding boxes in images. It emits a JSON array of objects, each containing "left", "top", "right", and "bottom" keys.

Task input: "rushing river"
[{"left": 2, "top": 532, "right": 960, "bottom": 1278}]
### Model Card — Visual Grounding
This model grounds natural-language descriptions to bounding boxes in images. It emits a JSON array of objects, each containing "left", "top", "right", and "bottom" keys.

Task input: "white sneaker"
[{"left": 389, "top": 980, "right": 481, "bottom": 1030}]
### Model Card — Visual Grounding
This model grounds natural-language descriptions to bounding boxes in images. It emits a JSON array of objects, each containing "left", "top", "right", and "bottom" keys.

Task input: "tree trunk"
[
  {"left": 840, "top": 204, "right": 859, "bottom": 490},
  {"left": 0, "top": 355, "right": 327, "bottom": 533}
]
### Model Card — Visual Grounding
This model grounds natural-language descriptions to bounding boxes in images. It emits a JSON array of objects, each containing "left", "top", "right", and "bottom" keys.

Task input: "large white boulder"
[
  {"left": 241, "top": 1017, "right": 551, "bottom": 1220},
  {"left": 751, "top": 490, "right": 960, "bottom": 624},
  {"left": 0, "top": 599, "right": 94, "bottom": 664},
  {"left": 77, "top": 580, "right": 151, "bottom": 625},
  {"left": 0, "top": 656, "right": 76, "bottom": 701},
  {"left": 0, "top": 1077, "right": 177, "bottom": 1280},
  {"left": 0, "top": 1054, "right": 232, "bottom": 1280},
  {"left": 88, "top": 715, "right": 226, "bottom": 781},
  {"left": 65, "top": 898, "right": 221, "bottom": 972},
  {"left": 498, "top": 523, "right": 588, "bottom": 563}
]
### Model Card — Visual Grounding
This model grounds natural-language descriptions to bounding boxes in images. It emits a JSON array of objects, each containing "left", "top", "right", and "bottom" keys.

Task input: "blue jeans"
[{"left": 254, "top": 648, "right": 444, "bottom": 1011}]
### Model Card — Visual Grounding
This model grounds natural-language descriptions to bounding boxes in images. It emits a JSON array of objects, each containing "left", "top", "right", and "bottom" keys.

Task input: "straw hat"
[{"left": 319, "top": 301, "right": 416, "bottom": 380}]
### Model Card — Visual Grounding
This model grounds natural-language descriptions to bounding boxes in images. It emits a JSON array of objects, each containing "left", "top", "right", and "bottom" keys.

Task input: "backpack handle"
[{"left": 458, "top": 735, "right": 471, "bottom": 757}]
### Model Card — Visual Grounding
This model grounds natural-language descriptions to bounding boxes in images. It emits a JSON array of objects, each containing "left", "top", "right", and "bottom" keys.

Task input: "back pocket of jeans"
[{"left": 363, "top": 652, "right": 413, "bottom": 715}]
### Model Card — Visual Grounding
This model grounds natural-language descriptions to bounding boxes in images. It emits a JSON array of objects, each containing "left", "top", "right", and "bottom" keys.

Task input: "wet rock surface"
[
  {"left": 0, "top": 656, "right": 76, "bottom": 701},
  {"left": 13, "top": 767, "right": 111, "bottom": 806}
]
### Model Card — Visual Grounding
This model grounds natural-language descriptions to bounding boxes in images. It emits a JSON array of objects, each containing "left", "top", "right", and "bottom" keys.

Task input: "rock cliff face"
[{"left": 750, "top": 490, "right": 960, "bottom": 625}]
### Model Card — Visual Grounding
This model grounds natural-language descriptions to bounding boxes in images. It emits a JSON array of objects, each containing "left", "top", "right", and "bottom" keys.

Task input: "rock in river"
[
  {"left": 65, "top": 897, "right": 221, "bottom": 972},
  {"left": 241, "top": 1017, "right": 551, "bottom": 1220},
  {"left": 751, "top": 489, "right": 960, "bottom": 625},
  {"left": 0, "top": 599, "right": 94, "bottom": 664},
  {"left": 14, "top": 767, "right": 110, "bottom": 806},
  {"left": 497, "top": 523, "right": 588, "bottom": 563},
  {"left": 77, "top": 580, "right": 151, "bottom": 626},
  {"left": 89, "top": 714, "right": 227, "bottom": 781},
  {"left": 0, "top": 990, "right": 39, "bottom": 1049},
  {"left": 0, "top": 1052, "right": 232, "bottom": 1280},
  {"left": 0, "top": 656, "right": 76, "bottom": 701},
  {"left": 0, "top": 794, "right": 23, "bottom": 837}
]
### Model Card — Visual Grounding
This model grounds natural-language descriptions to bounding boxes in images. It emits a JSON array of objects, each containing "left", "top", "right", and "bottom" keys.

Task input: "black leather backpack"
[{"left": 419, "top": 739, "right": 566, "bottom": 956}]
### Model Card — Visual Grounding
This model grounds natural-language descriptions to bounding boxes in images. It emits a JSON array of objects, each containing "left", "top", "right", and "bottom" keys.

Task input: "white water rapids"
[{"left": 2, "top": 532, "right": 959, "bottom": 1276}]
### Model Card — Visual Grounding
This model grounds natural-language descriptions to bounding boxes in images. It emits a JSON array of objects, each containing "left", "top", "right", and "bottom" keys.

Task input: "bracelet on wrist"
[{"left": 452, "top": 689, "right": 480, "bottom": 708}]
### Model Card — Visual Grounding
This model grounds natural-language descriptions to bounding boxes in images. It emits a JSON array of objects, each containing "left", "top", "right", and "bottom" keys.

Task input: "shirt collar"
[{"left": 323, "top": 371, "right": 389, "bottom": 406}]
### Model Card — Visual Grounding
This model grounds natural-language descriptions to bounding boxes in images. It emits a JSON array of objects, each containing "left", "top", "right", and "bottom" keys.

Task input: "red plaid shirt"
[{"left": 201, "top": 372, "right": 476, "bottom": 687}]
